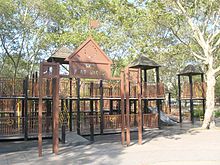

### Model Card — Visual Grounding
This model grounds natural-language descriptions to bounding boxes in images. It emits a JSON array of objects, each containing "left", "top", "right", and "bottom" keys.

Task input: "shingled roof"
[
  {"left": 47, "top": 46, "right": 72, "bottom": 64},
  {"left": 129, "top": 55, "right": 160, "bottom": 70},
  {"left": 178, "top": 64, "right": 204, "bottom": 76}
]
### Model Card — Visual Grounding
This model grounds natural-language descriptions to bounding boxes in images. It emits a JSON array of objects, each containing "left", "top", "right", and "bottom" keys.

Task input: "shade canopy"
[
  {"left": 47, "top": 46, "right": 72, "bottom": 64},
  {"left": 129, "top": 55, "right": 160, "bottom": 70},
  {"left": 178, "top": 64, "right": 204, "bottom": 76}
]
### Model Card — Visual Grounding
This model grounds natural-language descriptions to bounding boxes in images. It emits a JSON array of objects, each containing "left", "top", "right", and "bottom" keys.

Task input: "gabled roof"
[
  {"left": 65, "top": 37, "right": 112, "bottom": 65},
  {"left": 47, "top": 46, "right": 72, "bottom": 64},
  {"left": 129, "top": 55, "right": 160, "bottom": 70},
  {"left": 178, "top": 64, "right": 204, "bottom": 76}
]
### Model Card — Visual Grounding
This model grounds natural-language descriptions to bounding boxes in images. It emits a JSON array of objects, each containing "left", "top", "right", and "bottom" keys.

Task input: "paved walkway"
[{"left": 1, "top": 123, "right": 220, "bottom": 165}]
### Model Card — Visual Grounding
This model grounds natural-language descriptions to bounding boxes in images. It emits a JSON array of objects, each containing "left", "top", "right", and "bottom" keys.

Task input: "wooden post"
[
  {"left": 110, "top": 100, "right": 113, "bottom": 115},
  {"left": 189, "top": 75, "right": 194, "bottom": 124},
  {"left": 90, "top": 82, "right": 94, "bottom": 141},
  {"left": 168, "top": 93, "right": 171, "bottom": 114},
  {"left": 125, "top": 68, "right": 130, "bottom": 146},
  {"left": 35, "top": 72, "right": 38, "bottom": 97},
  {"left": 69, "top": 78, "right": 73, "bottom": 131},
  {"left": 24, "top": 76, "right": 28, "bottom": 141},
  {"left": 201, "top": 74, "right": 205, "bottom": 118},
  {"left": 76, "top": 78, "right": 81, "bottom": 135},
  {"left": 38, "top": 64, "right": 43, "bottom": 157},
  {"left": 137, "top": 68, "right": 142, "bottom": 145},
  {"left": 61, "top": 99, "right": 65, "bottom": 144},
  {"left": 155, "top": 67, "right": 161, "bottom": 128},
  {"left": 100, "top": 80, "right": 104, "bottom": 134},
  {"left": 120, "top": 70, "right": 125, "bottom": 145},
  {"left": 144, "top": 69, "right": 148, "bottom": 113},
  {"left": 178, "top": 75, "right": 182, "bottom": 123},
  {"left": 52, "top": 77, "right": 59, "bottom": 155},
  {"left": 32, "top": 73, "right": 34, "bottom": 97}
]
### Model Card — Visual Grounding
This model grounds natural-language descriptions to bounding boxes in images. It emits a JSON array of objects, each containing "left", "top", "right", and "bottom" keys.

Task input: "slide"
[{"left": 148, "top": 107, "right": 178, "bottom": 126}]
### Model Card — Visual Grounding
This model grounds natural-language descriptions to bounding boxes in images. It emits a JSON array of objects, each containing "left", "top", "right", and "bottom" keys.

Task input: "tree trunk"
[{"left": 202, "top": 68, "right": 216, "bottom": 129}]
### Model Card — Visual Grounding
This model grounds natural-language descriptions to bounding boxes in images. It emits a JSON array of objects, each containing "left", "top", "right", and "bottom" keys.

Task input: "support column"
[
  {"left": 100, "top": 80, "right": 104, "bottom": 134},
  {"left": 24, "top": 76, "right": 28, "bottom": 141},
  {"left": 178, "top": 75, "right": 182, "bottom": 123},
  {"left": 144, "top": 69, "right": 148, "bottom": 113},
  {"left": 168, "top": 93, "right": 171, "bottom": 114},
  {"left": 76, "top": 78, "right": 81, "bottom": 135},
  {"left": 201, "top": 74, "right": 205, "bottom": 118},
  {"left": 156, "top": 67, "right": 161, "bottom": 128},
  {"left": 69, "top": 78, "right": 73, "bottom": 131},
  {"left": 189, "top": 75, "right": 194, "bottom": 124},
  {"left": 120, "top": 70, "right": 125, "bottom": 145},
  {"left": 90, "top": 82, "right": 94, "bottom": 141},
  {"left": 38, "top": 65, "right": 43, "bottom": 157},
  {"left": 125, "top": 68, "right": 130, "bottom": 146},
  {"left": 52, "top": 77, "right": 59, "bottom": 155},
  {"left": 137, "top": 68, "right": 142, "bottom": 145}
]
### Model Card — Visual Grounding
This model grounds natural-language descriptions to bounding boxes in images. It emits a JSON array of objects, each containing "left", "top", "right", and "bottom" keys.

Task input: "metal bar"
[
  {"left": 137, "top": 68, "right": 142, "bottom": 145},
  {"left": 100, "top": 80, "right": 104, "bottom": 134},
  {"left": 125, "top": 68, "right": 130, "bottom": 146},
  {"left": 77, "top": 78, "right": 81, "bottom": 135},
  {"left": 120, "top": 70, "right": 125, "bottom": 145},
  {"left": 178, "top": 75, "right": 182, "bottom": 123}
]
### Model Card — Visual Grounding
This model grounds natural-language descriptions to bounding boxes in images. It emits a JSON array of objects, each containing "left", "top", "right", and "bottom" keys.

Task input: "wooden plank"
[
  {"left": 125, "top": 68, "right": 130, "bottom": 146},
  {"left": 38, "top": 64, "right": 43, "bottom": 157},
  {"left": 120, "top": 70, "right": 125, "bottom": 145},
  {"left": 137, "top": 68, "right": 142, "bottom": 145}
]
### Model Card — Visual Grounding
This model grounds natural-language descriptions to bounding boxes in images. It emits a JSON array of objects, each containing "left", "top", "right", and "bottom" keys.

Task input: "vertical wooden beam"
[
  {"left": 137, "top": 68, "right": 142, "bottom": 145},
  {"left": 100, "top": 80, "right": 104, "bottom": 134},
  {"left": 178, "top": 75, "right": 182, "bottom": 123},
  {"left": 144, "top": 69, "right": 147, "bottom": 114},
  {"left": 69, "top": 78, "right": 73, "bottom": 131},
  {"left": 38, "top": 64, "right": 43, "bottom": 157},
  {"left": 24, "top": 76, "right": 28, "bottom": 141},
  {"left": 120, "top": 70, "right": 125, "bottom": 145},
  {"left": 168, "top": 93, "right": 171, "bottom": 114},
  {"left": 189, "top": 75, "right": 194, "bottom": 124},
  {"left": 52, "top": 77, "right": 59, "bottom": 155},
  {"left": 35, "top": 72, "right": 38, "bottom": 95},
  {"left": 76, "top": 78, "right": 81, "bottom": 135},
  {"left": 32, "top": 73, "right": 34, "bottom": 97},
  {"left": 110, "top": 100, "right": 113, "bottom": 115},
  {"left": 125, "top": 68, "right": 130, "bottom": 146},
  {"left": 155, "top": 67, "right": 161, "bottom": 128},
  {"left": 201, "top": 74, "right": 205, "bottom": 118},
  {"left": 90, "top": 82, "right": 94, "bottom": 141}
]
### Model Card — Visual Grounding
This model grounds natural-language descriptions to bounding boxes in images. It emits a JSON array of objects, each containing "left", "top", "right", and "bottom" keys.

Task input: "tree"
[{"left": 152, "top": 0, "right": 220, "bottom": 128}]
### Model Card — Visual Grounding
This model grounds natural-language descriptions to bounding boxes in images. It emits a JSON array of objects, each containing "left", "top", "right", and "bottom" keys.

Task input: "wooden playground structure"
[{"left": 0, "top": 37, "right": 206, "bottom": 156}]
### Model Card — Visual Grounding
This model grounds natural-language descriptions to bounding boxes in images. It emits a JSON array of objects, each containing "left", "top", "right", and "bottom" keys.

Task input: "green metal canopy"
[
  {"left": 129, "top": 55, "right": 160, "bottom": 70},
  {"left": 47, "top": 46, "right": 72, "bottom": 64},
  {"left": 178, "top": 64, "right": 204, "bottom": 76}
]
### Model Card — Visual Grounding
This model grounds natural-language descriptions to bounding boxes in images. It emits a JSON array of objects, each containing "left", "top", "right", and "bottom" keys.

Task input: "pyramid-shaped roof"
[
  {"left": 178, "top": 64, "right": 204, "bottom": 76},
  {"left": 129, "top": 55, "right": 160, "bottom": 70},
  {"left": 65, "top": 37, "right": 112, "bottom": 65},
  {"left": 47, "top": 46, "right": 72, "bottom": 64}
]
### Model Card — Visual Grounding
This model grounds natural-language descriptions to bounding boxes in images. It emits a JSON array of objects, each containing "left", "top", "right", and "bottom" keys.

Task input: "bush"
[{"left": 214, "top": 111, "right": 220, "bottom": 118}]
